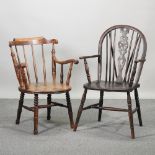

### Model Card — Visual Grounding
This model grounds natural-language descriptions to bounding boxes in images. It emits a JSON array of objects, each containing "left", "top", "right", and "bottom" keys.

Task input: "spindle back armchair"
[
  {"left": 9, "top": 37, "right": 78, "bottom": 134},
  {"left": 74, "top": 25, "right": 147, "bottom": 139}
]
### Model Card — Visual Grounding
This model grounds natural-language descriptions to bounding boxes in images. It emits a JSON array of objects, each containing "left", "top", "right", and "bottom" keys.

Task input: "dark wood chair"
[
  {"left": 74, "top": 25, "right": 147, "bottom": 139},
  {"left": 9, "top": 37, "right": 78, "bottom": 135}
]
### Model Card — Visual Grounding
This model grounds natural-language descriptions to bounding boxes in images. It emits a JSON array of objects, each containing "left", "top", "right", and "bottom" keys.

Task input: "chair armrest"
[
  {"left": 134, "top": 59, "right": 146, "bottom": 63},
  {"left": 10, "top": 50, "right": 29, "bottom": 89},
  {"left": 55, "top": 58, "right": 79, "bottom": 65},
  {"left": 79, "top": 54, "right": 100, "bottom": 59}
]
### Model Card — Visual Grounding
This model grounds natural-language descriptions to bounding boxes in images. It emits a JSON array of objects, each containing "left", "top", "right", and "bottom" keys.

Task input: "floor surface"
[{"left": 0, "top": 99, "right": 155, "bottom": 155}]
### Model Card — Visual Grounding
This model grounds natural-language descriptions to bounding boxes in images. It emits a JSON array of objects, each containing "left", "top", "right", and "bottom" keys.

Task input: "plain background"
[{"left": 0, "top": 0, "right": 154, "bottom": 99}]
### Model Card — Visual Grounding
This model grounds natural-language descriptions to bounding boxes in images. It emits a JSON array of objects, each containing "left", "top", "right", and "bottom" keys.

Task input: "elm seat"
[
  {"left": 84, "top": 81, "right": 140, "bottom": 92},
  {"left": 19, "top": 83, "right": 72, "bottom": 94}
]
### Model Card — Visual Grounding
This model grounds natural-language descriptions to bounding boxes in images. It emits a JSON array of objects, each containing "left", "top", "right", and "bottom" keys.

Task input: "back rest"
[
  {"left": 9, "top": 37, "right": 58, "bottom": 88},
  {"left": 98, "top": 25, "right": 147, "bottom": 86}
]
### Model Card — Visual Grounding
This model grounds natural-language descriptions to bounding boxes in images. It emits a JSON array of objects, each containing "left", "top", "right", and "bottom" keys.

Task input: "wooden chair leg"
[
  {"left": 47, "top": 94, "right": 51, "bottom": 120},
  {"left": 127, "top": 92, "right": 135, "bottom": 139},
  {"left": 98, "top": 90, "right": 104, "bottom": 122},
  {"left": 16, "top": 92, "right": 25, "bottom": 124},
  {"left": 34, "top": 94, "right": 39, "bottom": 135},
  {"left": 66, "top": 92, "right": 74, "bottom": 129},
  {"left": 74, "top": 88, "right": 87, "bottom": 131},
  {"left": 134, "top": 88, "right": 143, "bottom": 126}
]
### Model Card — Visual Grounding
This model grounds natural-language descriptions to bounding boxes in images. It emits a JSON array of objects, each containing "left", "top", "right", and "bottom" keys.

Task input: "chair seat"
[
  {"left": 19, "top": 82, "right": 72, "bottom": 94},
  {"left": 84, "top": 80, "right": 140, "bottom": 92}
]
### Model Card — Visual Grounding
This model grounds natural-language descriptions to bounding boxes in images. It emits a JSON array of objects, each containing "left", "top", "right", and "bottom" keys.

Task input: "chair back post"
[
  {"left": 9, "top": 45, "right": 23, "bottom": 88},
  {"left": 22, "top": 45, "right": 31, "bottom": 84},
  {"left": 98, "top": 44, "right": 102, "bottom": 82},
  {"left": 60, "top": 64, "right": 64, "bottom": 84}
]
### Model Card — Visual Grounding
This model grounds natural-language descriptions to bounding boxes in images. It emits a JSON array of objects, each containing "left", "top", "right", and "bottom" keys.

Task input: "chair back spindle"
[
  {"left": 22, "top": 45, "right": 31, "bottom": 84},
  {"left": 41, "top": 45, "right": 47, "bottom": 84},
  {"left": 66, "top": 62, "right": 73, "bottom": 85},
  {"left": 51, "top": 44, "right": 56, "bottom": 83},
  {"left": 60, "top": 64, "right": 64, "bottom": 84},
  {"left": 31, "top": 44, "right": 38, "bottom": 84}
]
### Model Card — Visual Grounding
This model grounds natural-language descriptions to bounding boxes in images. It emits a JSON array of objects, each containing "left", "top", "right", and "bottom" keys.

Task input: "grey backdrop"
[{"left": 0, "top": 0, "right": 154, "bottom": 99}]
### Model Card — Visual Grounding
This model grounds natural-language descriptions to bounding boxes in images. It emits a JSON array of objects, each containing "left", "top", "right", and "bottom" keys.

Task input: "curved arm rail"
[{"left": 79, "top": 54, "right": 99, "bottom": 59}]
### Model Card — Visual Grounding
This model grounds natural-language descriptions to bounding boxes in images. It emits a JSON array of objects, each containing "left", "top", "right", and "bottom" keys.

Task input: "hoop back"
[{"left": 98, "top": 25, "right": 147, "bottom": 86}]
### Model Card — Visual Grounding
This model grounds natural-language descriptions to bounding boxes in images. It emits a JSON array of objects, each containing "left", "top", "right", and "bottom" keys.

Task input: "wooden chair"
[
  {"left": 74, "top": 25, "right": 147, "bottom": 139},
  {"left": 9, "top": 37, "right": 78, "bottom": 135}
]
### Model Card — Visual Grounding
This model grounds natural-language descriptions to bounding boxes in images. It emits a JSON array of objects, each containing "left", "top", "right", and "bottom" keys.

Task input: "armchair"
[
  {"left": 74, "top": 25, "right": 147, "bottom": 139},
  {"left": 9, "top": 37, "right": 78, "bottom": 134}
]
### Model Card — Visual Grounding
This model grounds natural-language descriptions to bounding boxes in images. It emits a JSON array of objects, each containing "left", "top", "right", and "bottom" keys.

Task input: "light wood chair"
[
  {"left": 9, "top": 37, "right": 78, "bottom": 135},
  {"left": 74, "top": 25, "right": 147, "bottom": 139}
]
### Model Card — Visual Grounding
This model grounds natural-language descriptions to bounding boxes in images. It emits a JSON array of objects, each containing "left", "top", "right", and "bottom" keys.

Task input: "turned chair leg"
[
  {"left": 16, "top": 92, "right": 25, "bottom": 124},
  {"left": 66, "top": 92, "right": 74, "bottom": 129},
  {"left": 34, "top": 94, "right": 39, "bottom": 135},
  {"left": 47, "top": 94, "right": 51, "bottom": 120},
  {"left": 74, "top": 88, "right": 87, "bottom": 131},
  {"left": 98, "top": 91, "right": 104, "bottom": 122},
  {"left": 134, "top": 88, "right": 143, "bottom": 126},
  {"left": 127, "top": 92, "right": 135, "bottom": 139}
]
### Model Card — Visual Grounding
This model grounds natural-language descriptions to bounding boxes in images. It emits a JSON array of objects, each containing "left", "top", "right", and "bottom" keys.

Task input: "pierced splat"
[{"left": 116, "top": 28, "right": 129, "bottom": 84}]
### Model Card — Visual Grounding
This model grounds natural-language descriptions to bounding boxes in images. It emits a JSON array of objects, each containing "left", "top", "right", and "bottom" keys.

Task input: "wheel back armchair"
[
  {"left": 9, "top": 37, "right": 78, "bottom": 134},
  {"left": 74, "top": 25, "right": 147, "bottom": 139}
]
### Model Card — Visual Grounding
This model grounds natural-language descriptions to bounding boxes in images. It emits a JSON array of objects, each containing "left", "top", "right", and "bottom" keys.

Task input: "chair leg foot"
[
  {"left": 66, "top": 92, "right": 74, "bottom": 129},
  {"left": 16, "top": 120, "right": 20, "bottom": 125},
  {"left": 98, "top": 91, "right": 104, "bottom": 122},
  {"left": 47, "top": 94, "right": 51, "bottom": 121},
  {"left": 33, "top": 129, "right": 38, "bottom": 135},
  {"left": 74, "top": 89, "right": 87, "bottom": 131},
  {"left": 16, "top": 92, "right": 24, "bottom": 125},
  {"left": 127, "top": 92, "right": 135, "bottom": 139},
  {"left": 16, "top": 119, "right": 20, "bottom": 125},
  {"left": 134, "top": 88, "right": 143, "bottom": 126},
  {"left": 47, "top": 117, "right": 51, "bottom": 121},
  {"left": 73, "top": 124, "right": 78, "bottom": 132},
  {"left": 34, "top": 94, "right": 39, "bottom": 135}
]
